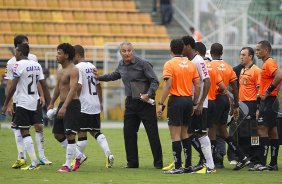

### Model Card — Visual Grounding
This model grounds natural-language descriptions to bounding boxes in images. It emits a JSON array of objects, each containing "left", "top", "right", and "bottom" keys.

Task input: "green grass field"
[{"left": 0, "top": 125, "right": 282, "bottom": 184}]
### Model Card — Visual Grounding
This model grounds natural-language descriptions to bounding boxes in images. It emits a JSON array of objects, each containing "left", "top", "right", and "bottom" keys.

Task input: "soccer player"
[
  {"left": 196, "top": 42, "right": 228, "bottom": 168},
  {"left": 208, "top": 43, "right": 250, "bottom": 170},
  {"left": 157, "top": 39, "right": 201, "bottom": 174},
  {"left": 182, "top": 36, "right": 216, "bottom": 173},
  {"left": 254, "top": 40, "right": 282, "bottom": 171},
  {"left": 47, "top": 43, "right": 83, "bottom": 172},
  {"left": 4, "top": 35, "right": 51, "bottom": 168},
  {"left": 2, "top": 43, "right": 49, "bottom": 170},
  {"left": 72, "top": 45, "right": 114, "bottom": 171}
]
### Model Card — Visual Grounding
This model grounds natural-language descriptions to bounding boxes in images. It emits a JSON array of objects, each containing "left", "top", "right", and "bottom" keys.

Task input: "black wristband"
[
  {"left": 193, "top": 102, "right": 198, "bottom": 106},
  {"left": 266, "top": 84, "right": 276, "bottom": 94}
]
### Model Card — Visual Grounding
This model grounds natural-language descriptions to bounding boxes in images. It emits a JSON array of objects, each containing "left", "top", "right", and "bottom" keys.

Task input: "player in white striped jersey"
[
  {"left": 182, "top": 36, "right": 215, "bottom": 173},
  {"left": 4, "top": 35, "right": 51, "bottom": 169},
  {"left": 71, "top": 45, "right": 114, "bottom": 171},
  {"left": 2, "top": 44, "right": 49, "bottom": 170}
]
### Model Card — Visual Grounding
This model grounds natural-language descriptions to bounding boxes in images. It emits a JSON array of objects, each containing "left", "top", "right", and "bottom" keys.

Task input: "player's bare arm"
[
  {"left": 157, "top": 77, "right": 171, "bottom": 119},
  {"left": 192, "top": 78, "right": 201, "bottom": 116},
  {"left": 2, "top": 78, "right": 19, "bottom": 115},
  {"left": 230, "top": 80, "right": 240, "bottom": 120},
  {"left": 5, "top": 79, "right": 14, "bottom": 115},
  {"left": 48, "top": 69, "right": 62, "bottom": 110},
  {"left": 261, "top": 69, "right": 282, "bottom": 100},
  {"left": 37, "top": 82, "right": 45, "bottom": 107},
  {"left": 96, "top": 83, "right": 103, "bottom": 111},
  {"left": 39, "top": 79, "right": 50, "bottom": 107},
  {"left": 196, "top": 77, "right": 211, "bottom": 115}
]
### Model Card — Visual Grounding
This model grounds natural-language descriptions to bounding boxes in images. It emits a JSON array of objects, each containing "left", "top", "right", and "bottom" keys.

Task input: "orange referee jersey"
[
  {"left": 163, "top": 57, "right": 199, "bottom": 96},
  {"left": 206, "top": 60, "right": 224, "bottom": 100},
  {"left": 239, "top": 64, "right": 261, "bottom": 101},
  {"left": 259, "top": 57, "right": 279, "bottom": 97},
  {"left": 210, "top": 60, "right": 237, "bottom": 95}
]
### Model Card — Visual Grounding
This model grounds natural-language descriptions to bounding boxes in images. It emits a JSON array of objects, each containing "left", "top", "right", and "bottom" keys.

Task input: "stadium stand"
[{"left": 0, "top": 0, "right": 170, "bottom": 61}]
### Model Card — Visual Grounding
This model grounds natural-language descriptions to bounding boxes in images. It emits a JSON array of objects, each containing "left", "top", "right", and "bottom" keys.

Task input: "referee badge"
[{"left": 242, "top": 78, "right": 247, "bottom": 85}]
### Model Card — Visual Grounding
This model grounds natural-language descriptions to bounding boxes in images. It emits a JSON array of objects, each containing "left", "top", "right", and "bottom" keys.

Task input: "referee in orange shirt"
[
  {"left": 157, "top": 39, "right": 201, "bottom": 174},
  {"left": 254, "top": 40, "right": 282, "bottom": 171},
  {"left": 237, "top": 47, "right": 261, "bottom": 169}
]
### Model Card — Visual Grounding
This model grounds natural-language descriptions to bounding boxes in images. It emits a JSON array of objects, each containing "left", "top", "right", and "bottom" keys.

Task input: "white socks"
[
  {"left": 96, "top": 134, "right": 111, "bottom": 157},
  {"left": 12, "top": 128, "right": 26, "bottom": 160},
  {"left": 23, "top": 136, "right": 38, "bottom": 166},
  {"left": 60, "top": 139, "right": 68, "bottom": 149},
  {"left": 35, "top": 132, "right": 45, "bottom": 159},
  {"left": 65, "top": 143, "right": 76, "bottom": 168},
  {"left": 77, "top": 140, "right": 87, "bottom": 154},
  {"left": 199, "top": 135, "right": 215, "bottom": 169}
]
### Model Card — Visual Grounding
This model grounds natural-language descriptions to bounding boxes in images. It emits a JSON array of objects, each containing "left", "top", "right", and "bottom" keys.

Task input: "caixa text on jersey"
[{"left": 26, "top": 66, "right": 41, "bottom": 71}]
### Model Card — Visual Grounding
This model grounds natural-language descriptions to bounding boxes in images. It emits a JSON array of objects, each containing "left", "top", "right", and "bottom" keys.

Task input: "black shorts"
[
  {"left": 52, "top": 99, "right": 81, "bottom": 134},
  {"left": 13, "top": 101, "right": 43, "bottom": 129},
  {"left": 167, "top": 96, "right": 192, "bottom": 126},
  {"left": 11, "top": 103, "right": 17, "bottom": 128},
  {"left": 258, "top": 96, "right": 278, "bottom": 128},
  {"left": 214, "top": 94, "right": 230, "bottom": 124},
  {"left": 207, "top": 100, "right": 216, "bottom": 128},
  {"left": 189, "top": 108, "right": 208, "bottom": 133},
  {"left": 242, "top": 101, "right": 258, "bottom": 119},
  {"left": 80, "top": 113, "right": 101, "bottom": 131}
]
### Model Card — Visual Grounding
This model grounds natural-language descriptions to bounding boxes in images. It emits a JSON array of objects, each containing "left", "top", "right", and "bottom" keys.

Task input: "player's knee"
[
  {"left": 257, "top": 126, "right": 268, "bottom": 137},
  {"left": 269, "top": 127, "right": 279, "bottom": 139},
  {"left": 94, "top": 131, "right": 102, "bottom": 139},
  {"left": 34, "top": 123, "right": 43, "bottom": 132},
  {"left": 54, "top": 133, "right": 66, "bottom": 142}
]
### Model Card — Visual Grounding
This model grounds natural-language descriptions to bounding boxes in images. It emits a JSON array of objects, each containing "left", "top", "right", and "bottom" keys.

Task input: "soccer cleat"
[
  {"left": 39, "top": 157, "right": 52, "bottom": 165},
  {"left": 206, "top": 167, "right": 216, "bottom": 174},
  {"left": 162, "top": 162, "right": 175, "bottom": 171},
  {"left": 58, "top": 165, "right": 71, "bottom": 173},
  {"left": 106, "top": 154, "right": 114, "bottom": 168},
  {"left": 71, "top": 159, "right": 76, "bottom": 168},
  {"left": 163, "top": 168, "right": 184, "bottom": 174},
  {"left": 194, "top": 165, "right": 207, "bottom": 174},
  {"left": 21, "top": 164, "right": 40, "bottom": 170},
  {"left": 183, "top": 166, "right": 194, "bottom": 173},
  {"left": 194, "top": 165, "right": 216, "bottom": 174},
  {"left": 193, "top": 162, "right": 205, "bottom": 172},
  {"left": 72, "top": 159, "right": 81, "bottom": 171},
  {"left": 233, "top": 157, "right": 250, "bottom": 170},
  {"left": 267, "top": 164, "right": 278, "bottom": 171},
  {"left": 72, "top": 155, "right": 87, "bottom": 171},
  {"left": 12, "top": 159, "right": 26, "bottom": 169},
  {"left": 249, "top": 164, "right": 268, "bottom": 171}
]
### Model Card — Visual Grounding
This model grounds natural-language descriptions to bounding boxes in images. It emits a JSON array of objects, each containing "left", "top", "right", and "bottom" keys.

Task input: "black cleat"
[
  {"left": 267, "top": 164, "right": 278, "bottom": 171},
  {"left": 183, "top": 166, "right": 194, "bottom": 173},
  {"left": 233, "top": 157, "right": 250, "bottom": 170}
]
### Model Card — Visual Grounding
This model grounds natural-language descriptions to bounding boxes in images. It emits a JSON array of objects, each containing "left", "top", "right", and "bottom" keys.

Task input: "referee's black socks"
[
  {"left": 259, "top": 137, "right": 269, "bottom": 165},
  {"left": 225, "top": 136, "right": 245, "bottom": 160},
  {"left": 270, "top": 139, "right": 279, "bottom": 166},
  {"left": 189, "top": 134, "right": 205, "bottom": 161},
  {"left": 182, "top": 138, "right": 191, "bottom": 168},
  {"left": 172, "top": 141, "right": 182, "bottom": 169}
]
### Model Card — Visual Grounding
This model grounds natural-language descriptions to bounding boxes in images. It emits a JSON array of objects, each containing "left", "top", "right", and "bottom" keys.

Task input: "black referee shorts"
[
  {"left": 258, "top": 96, "right": 278, "bottom": 128},
  {"left": 167, "top": 96, "right": 193, "bottom": 126},
  {"left": 214, "top": 94, "right": 230, "bottom": 124}
]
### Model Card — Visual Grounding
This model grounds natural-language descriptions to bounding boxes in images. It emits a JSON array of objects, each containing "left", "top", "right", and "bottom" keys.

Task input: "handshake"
[{"left": 46, "top": 108, "right": 57, "bottom": 120}]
